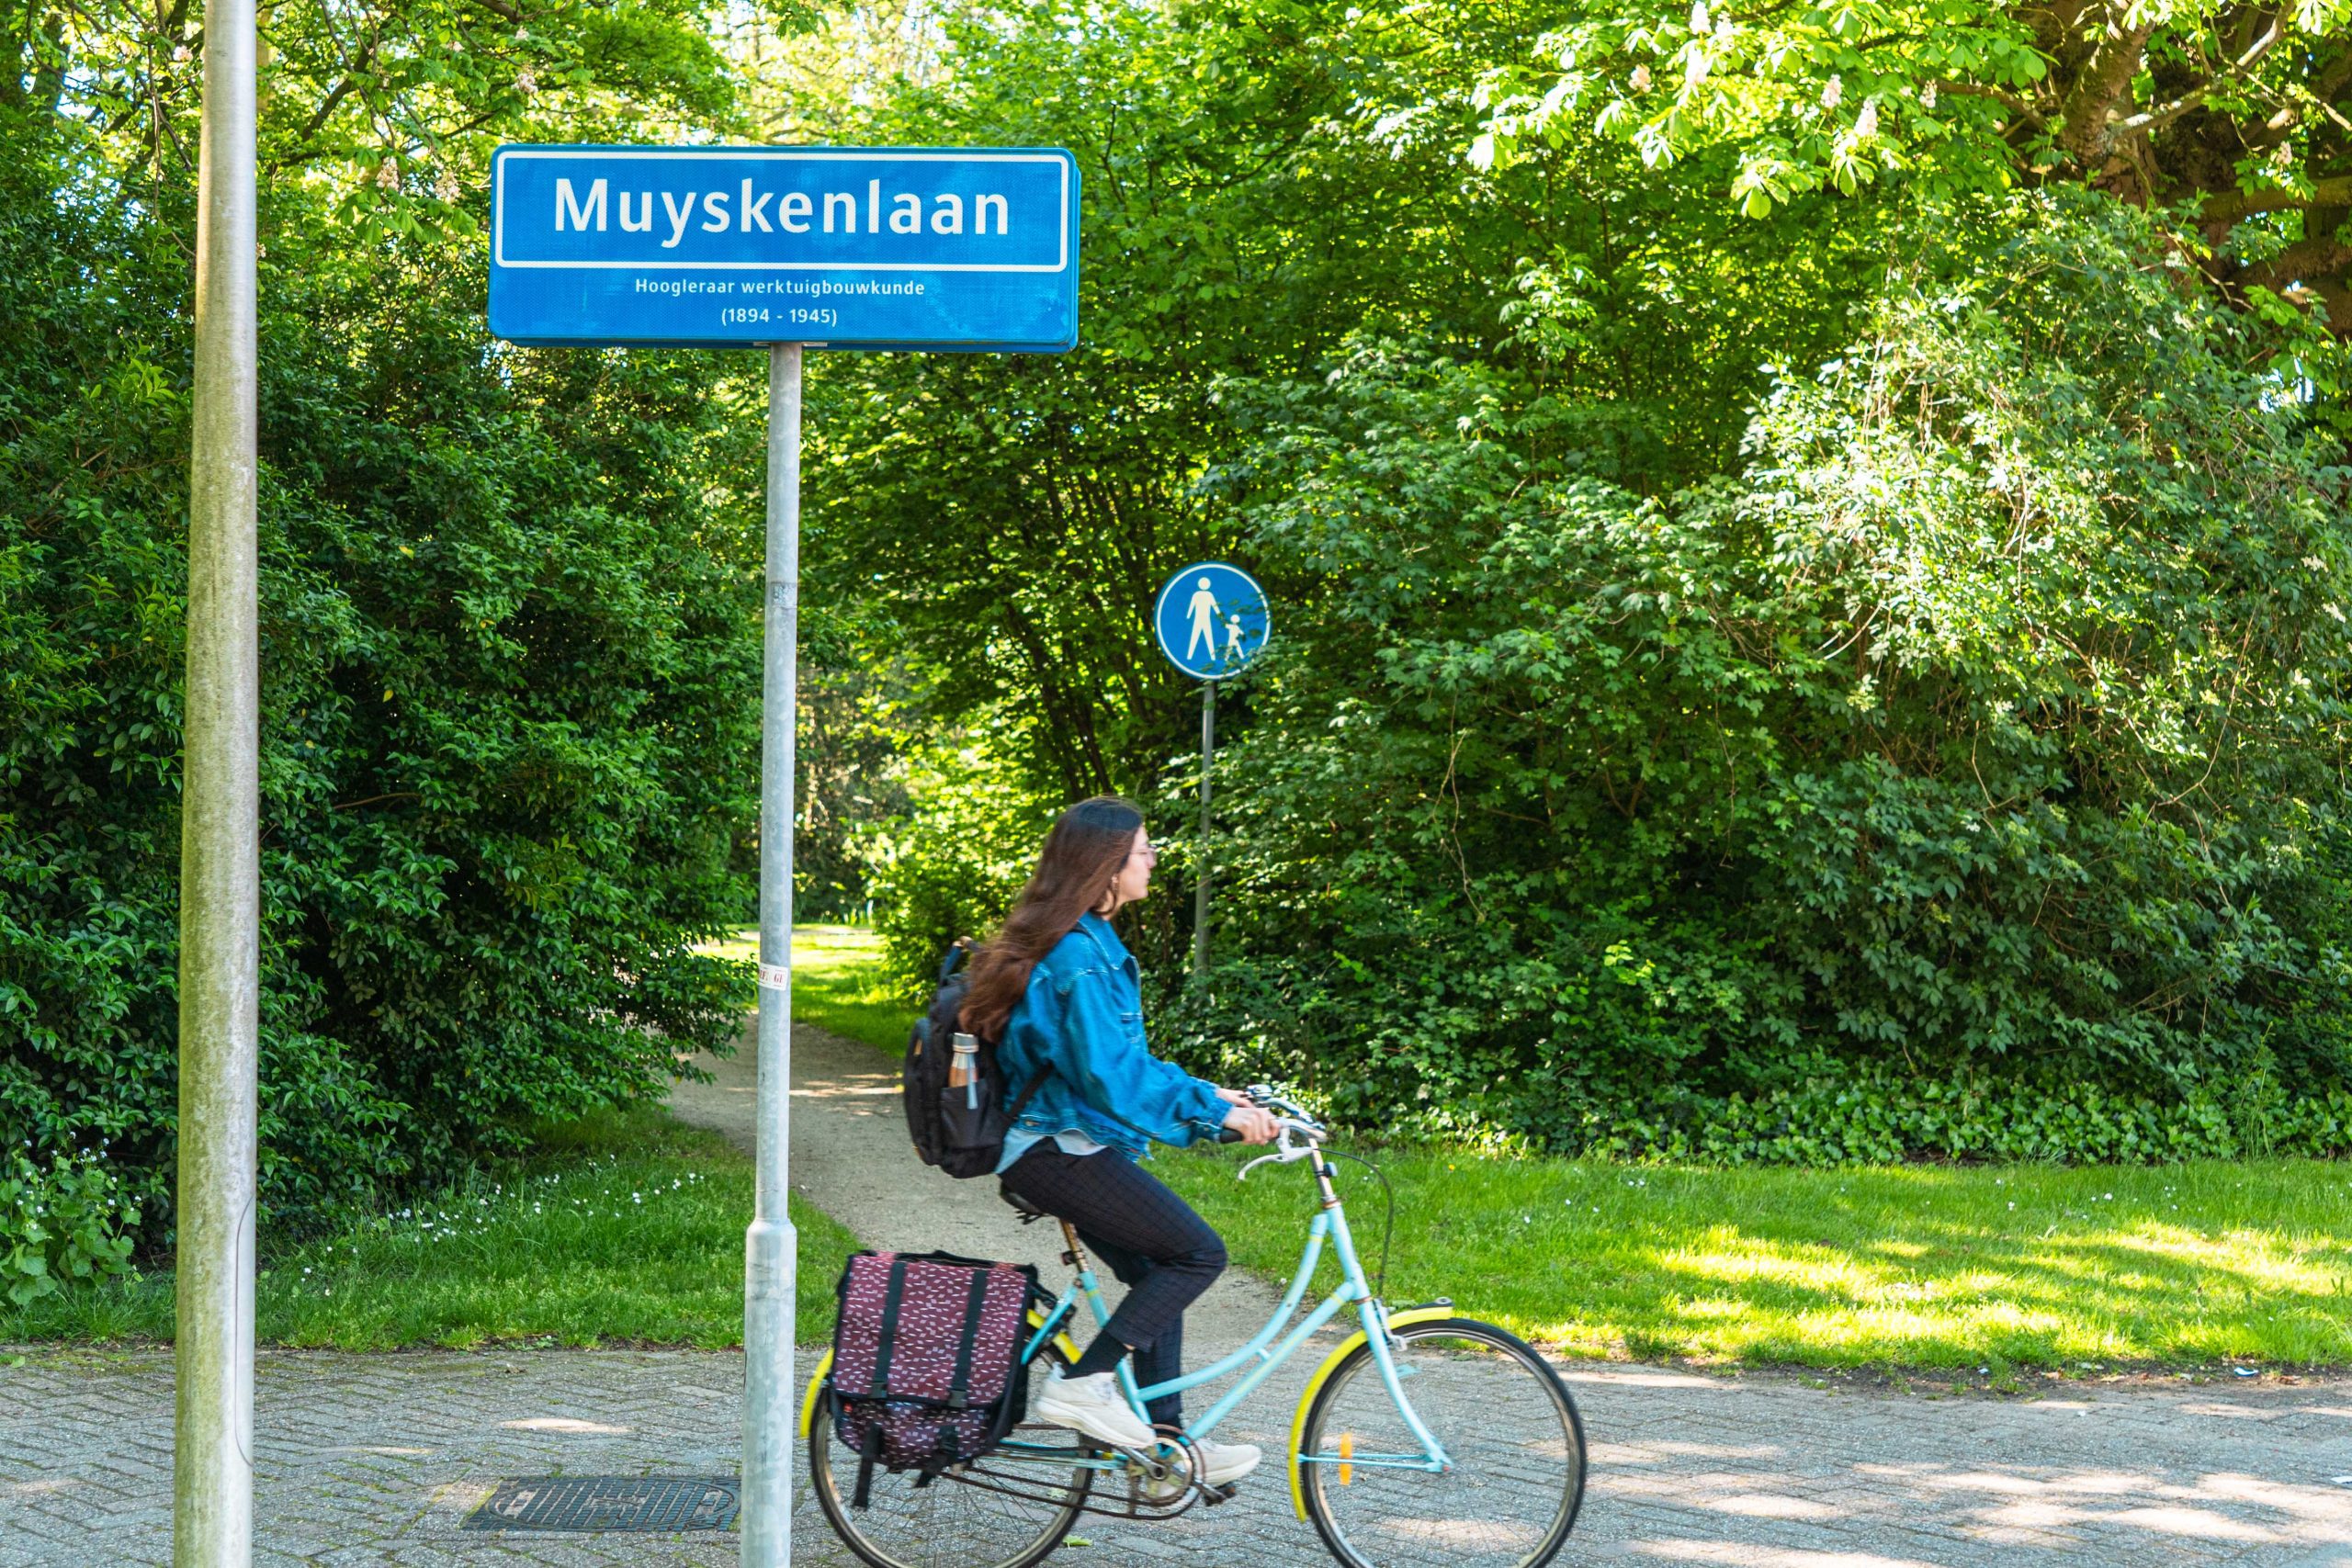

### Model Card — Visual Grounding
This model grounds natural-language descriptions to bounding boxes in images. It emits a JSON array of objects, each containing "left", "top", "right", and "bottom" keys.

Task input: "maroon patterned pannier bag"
[{"left": 828, "top": 1249, "right": 1038, "bottom": 1506}]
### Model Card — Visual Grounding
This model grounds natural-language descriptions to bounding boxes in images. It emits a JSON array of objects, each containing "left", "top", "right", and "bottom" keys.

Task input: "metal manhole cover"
[{"left": 463, "top": 1475, "right": 738, "bottom": 1532}]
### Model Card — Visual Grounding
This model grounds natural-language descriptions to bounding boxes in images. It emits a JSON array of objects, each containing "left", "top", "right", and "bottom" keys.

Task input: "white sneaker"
[
  {"left": 1033, "top": 1371, "right": 1156, "bottom": 1450},
  {"left": 1194, "top": 1437, "right": 1262, "bottom": 1485}
]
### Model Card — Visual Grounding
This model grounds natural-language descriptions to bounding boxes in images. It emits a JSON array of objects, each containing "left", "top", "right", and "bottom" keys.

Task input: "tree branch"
[
  {"left": 2314, "top": 45, "right": 2352, "bottom": 105},
  {"left": 332, "top": 793, "right": 423, "bottom": 812},
  {"left": 2232, "top": 234, "right": 2352, "bottom": 299},
  {"left": 294, "top": 70, "right": 362, "bottom": 142},
  {"left": 2113, "top": 12, "right": 2286, "bottom": 135},
  {"left": 2056, "top": 10, "right": 2157, "bottom": 164},
  {"left": 2202, "top": 173, "right": 2352, "bottom": 222},
  {"left": 1932, "top": 78, "right": 2048, "bottom": 127}
]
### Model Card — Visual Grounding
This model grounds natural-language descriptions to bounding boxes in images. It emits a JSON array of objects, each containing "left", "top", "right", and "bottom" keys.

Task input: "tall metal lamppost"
[{"left": 175, "top": 0, "right": 262, "bottom": 1561}]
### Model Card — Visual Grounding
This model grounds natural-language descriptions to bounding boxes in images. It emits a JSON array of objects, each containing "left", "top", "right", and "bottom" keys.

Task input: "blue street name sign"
[
  {"left": 1155, "top": 562, "right": 1270, "bottom": 680},
  {"left": 488, "top": 144, "right": 1080, "bottom": 350}
]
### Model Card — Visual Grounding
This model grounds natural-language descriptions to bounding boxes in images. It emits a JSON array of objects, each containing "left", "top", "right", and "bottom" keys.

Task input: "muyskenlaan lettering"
[{"left": 556, "top": 176, "right": 1012, "bottom": 247}]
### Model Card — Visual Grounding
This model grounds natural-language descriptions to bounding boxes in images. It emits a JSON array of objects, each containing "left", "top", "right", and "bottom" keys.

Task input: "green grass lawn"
[
  {"left": 31, "top": 926, "right": 2339, "bottom": 1375},
  {"left": 4, "top": 924, "right": 893, "bottom": 1356},
  {"left": 1, "top": 1108, "right": 858, "bottom": 1350},
  {"left": 1153, "top": 1144, "right": 2352, "bottom": 1375},
  {"left": 706, "top": 922, "right": 910, "bottom": 1055},
  {"left": 787, "top": 925, "right": 2352, "bottom": 1376}
]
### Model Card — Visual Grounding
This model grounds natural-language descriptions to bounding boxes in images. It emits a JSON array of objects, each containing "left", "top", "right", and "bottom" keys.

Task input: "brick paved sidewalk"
[{"left": 6, "top": 1344, "right": 2348, "bottom": 1566}]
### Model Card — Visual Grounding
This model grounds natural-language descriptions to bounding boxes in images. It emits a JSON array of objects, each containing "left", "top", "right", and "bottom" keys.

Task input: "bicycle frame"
[{"left": 1006, "top": 1142, "right": 1452, "bottom": 1481}]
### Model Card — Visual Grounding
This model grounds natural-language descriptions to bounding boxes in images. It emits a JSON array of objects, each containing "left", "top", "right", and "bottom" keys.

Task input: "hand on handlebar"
[{"left": 1220, "top": 1102, "right": 1281, "bottom": 1145}]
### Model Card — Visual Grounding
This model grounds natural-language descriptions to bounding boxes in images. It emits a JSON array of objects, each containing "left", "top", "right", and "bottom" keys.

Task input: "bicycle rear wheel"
[
  {"left": 1298, "top": 1316, "right": 1585, "bottom": 1568},
  {"left": 809, "top": 1339, "right": 1095, "bottom": 1568}
]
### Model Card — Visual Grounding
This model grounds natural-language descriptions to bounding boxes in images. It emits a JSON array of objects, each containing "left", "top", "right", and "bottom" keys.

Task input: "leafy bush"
[
  {"left": 1589, "top": 1060, "right": 2352, "bottom": 1167},
  {"left": 1, "top": 1150, "right": 140, "bottom": 1305},
  {"left": 1158, "top": 194, "right": 2352, "bottom": 1159},
  {"left": 0, "top": 132, "right": 757, "bottom": 1235},
  {"left": 868, "top": 728, "right": 1059, "bottom": 998}
]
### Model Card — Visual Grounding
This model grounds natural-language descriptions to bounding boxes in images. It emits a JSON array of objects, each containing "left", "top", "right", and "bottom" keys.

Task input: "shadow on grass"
[{"left": 1158, "top": 1145, "right": 2352, "bottom": 1372}]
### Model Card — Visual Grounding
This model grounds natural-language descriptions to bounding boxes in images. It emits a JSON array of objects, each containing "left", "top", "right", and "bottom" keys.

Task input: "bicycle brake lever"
[
  {"left": 1237, "top": 1149, "right": 1294, "bottom": 1180},
  {"left": 1237, "top": 1123, "right": 1313, "bottom": 1180}
]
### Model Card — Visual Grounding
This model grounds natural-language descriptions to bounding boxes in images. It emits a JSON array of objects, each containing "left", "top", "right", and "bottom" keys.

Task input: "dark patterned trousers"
[{"left": 1001, "top": 1142, "right": 1227, "bottom": 1425}]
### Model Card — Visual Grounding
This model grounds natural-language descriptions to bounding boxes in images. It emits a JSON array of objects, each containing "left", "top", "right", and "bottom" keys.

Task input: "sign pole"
[
  {"left": 175, "top": 0, "right": 260, "bottom": 1560},
  {"left": 741, "top": 342, "right": 803, "bottom": 1567},
  {"left": 1193, "top": 679, "right": 1215, "bottom": 976},
  {"left": 485, "top": 152, "right": 1079, "bottom": 1557},
  {"left": 1154, "top": 561, "right": 1266, "bottom": 977}
]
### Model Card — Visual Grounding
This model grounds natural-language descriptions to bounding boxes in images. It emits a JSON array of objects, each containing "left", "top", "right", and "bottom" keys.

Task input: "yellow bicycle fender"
[
  {"left": 799, "top": 1312, "right": 1083, "bottom": 1439},
  {"left": 799, "top": 1349, "right": 835, "bottom": 1439},
  {"left": 1286, "top": 1306, "right": 1459, "bottom": 1520}
]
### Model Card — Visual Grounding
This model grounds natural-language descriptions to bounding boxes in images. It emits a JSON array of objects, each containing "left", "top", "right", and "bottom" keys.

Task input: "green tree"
[
  {"left": 1476, "top": 0, "right": 2352, "bottom": 321},
  {"left": 0, "top": 0, "right": 785, "bottom": 1229},
  {"left": 1173, "top": 193, "right": 2352, "bottom": 1154},
  {"left": 804, "top": 0, "right": 1902, "bottom": 980}
]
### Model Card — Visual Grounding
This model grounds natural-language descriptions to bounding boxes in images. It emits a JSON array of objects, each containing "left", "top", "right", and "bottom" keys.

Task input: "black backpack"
[{"left": 904, "top": 941, "right": 1046, "bottom": 1179}]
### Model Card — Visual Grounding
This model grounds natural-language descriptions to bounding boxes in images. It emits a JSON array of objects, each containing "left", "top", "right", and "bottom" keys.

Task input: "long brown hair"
[{"left": 959, "top": 796, "right": 1146, "bottom": 1041}]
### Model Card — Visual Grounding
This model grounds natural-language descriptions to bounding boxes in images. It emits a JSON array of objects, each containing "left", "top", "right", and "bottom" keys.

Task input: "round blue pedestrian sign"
[{"left": 1154, "top": 562, "right": 1269, "bottom": 681}]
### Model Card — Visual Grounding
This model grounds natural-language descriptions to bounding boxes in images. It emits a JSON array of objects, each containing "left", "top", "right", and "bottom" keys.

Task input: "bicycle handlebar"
[
  {"left": 1245, "top": 1087, "right": 1324, "bottom": 1131},
  {"left": 1214, "top": 1088, "right": 1327, "bottom": 1161}
]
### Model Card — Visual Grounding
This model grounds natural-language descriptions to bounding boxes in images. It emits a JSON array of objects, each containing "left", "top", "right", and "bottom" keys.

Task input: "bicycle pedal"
[{"left": 1200, "top": 1483, "right": 1238, "bottom": 1506}]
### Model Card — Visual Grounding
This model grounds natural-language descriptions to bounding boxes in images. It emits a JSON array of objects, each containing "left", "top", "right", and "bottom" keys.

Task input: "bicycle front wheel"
[
  {"left": 809, "top": 1338, "right": 1094, "bottom": 1568},
  {"left": 1298, "top": 1315, "right": 1586, "bottom": 1568}
]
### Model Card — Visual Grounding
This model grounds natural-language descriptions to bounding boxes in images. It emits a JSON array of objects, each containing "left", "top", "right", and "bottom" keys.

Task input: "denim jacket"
[{"left": 995, "top": 913, "right": 1227, "bottom": 1158}]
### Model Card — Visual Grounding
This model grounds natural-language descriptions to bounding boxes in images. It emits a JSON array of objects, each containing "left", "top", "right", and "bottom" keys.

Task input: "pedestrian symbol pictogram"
[{"left": 1155, "top": 561, "right": 1268, "bottom": 680}]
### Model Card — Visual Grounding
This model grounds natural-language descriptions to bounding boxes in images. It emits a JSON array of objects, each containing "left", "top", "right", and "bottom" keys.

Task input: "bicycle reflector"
[{"left": 1338, "top": 1432, "right": 1353, "bottom": 1486}]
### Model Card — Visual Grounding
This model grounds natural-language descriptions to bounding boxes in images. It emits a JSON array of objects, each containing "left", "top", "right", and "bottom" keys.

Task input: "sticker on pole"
[
  {"left": 488, "top": 144, "right": 1080, "bottom": 350},
  {"left": 1153, "top": 562, "right": 1269, "bottom": 681}
]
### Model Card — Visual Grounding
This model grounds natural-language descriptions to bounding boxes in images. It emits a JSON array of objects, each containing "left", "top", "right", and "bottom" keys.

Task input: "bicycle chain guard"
[
  {"left": 919, "top": 1426, "right": 1238, "bottom": 1522},
  {"left": 1123, "top": 1427, "right": 1205, "bottom": 1517}
]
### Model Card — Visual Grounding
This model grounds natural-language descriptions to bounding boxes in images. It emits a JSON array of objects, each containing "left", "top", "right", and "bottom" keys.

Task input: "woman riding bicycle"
[{"left": 958, "top": 795, "right": 1280, "bottom": 1485}]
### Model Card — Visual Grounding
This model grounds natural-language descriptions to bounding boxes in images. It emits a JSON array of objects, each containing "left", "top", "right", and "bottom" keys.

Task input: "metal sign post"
[
  {"left": 488, "top": 141, "right": 1080, "bottom": 1567},
  {"left": 1195, "top": 680, "right": 1215, "bottom": 973},
  {"left": 740, "top": 342, "right": 801, "bottom": 1567},
  {"left": 1151, "top": 562, "right": 1271, "bottom": 976},
  {"left": 175, "top": 0, "right": 260, "bottom": 1561}
]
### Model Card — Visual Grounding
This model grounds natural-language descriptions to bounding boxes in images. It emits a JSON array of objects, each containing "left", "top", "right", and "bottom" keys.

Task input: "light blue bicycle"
[{"left": 807, "top": 1088, "right": 1589, "bottom": 1568}]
